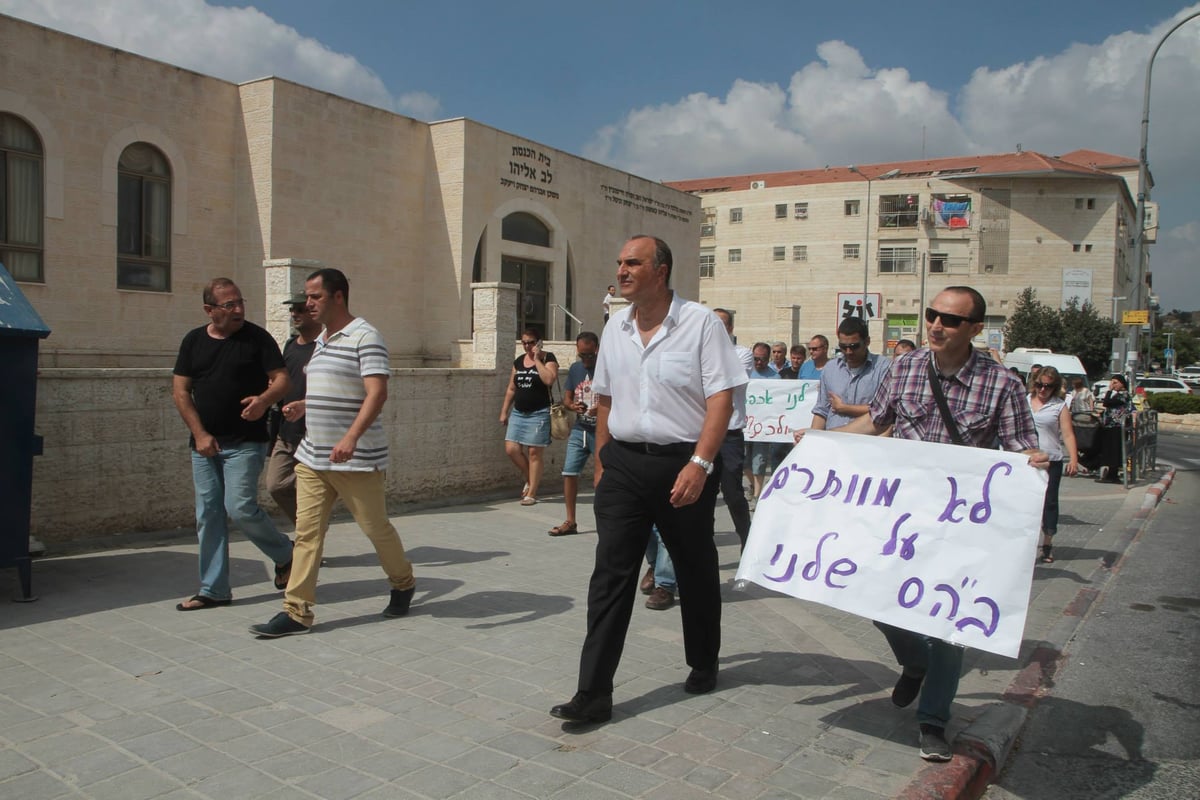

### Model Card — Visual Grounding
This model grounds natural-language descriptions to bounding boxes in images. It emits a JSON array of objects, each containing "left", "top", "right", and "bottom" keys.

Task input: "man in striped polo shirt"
[{"left": 250, "top": 268, "right": 416, "bottom": 637}]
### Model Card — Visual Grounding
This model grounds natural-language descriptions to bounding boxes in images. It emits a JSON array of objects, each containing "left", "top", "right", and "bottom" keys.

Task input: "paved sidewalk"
[{"left": 0, "top": 471, "right": 1168, "bottom": 800}]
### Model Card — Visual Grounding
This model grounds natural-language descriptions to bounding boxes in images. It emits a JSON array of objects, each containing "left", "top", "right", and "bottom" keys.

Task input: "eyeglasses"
[
  {"left": 578, "top": 351, "right": 597, "bottom": 359},
  {"left": 837, "top": 342, "right": 864, "bottom": 352},
  {"left": 924, "top": 307, "right": 979, "bottom": 328},
  {"left": 208, "top": 299, "right": 246, "bottom": 311},
  {"left": 753, "top": 355, "right": 768, "bottom": 361},
  {"left": 1035, "top": 382, "right": 1056, "bottom": 390},
  {"left": 520, "top": 339, "right": 538, "bottom": 346}
]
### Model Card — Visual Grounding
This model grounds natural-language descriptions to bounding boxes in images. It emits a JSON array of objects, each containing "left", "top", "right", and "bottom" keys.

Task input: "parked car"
[
  {"left": 1134, "top": 376, "right": 1193, "bottom": 395},
  {"left": 1177, "top": 365, "right": 1200, "bottom": 388}
]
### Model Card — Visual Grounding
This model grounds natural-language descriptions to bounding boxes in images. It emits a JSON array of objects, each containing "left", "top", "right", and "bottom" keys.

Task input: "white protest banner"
[
  {"left": 745, "top": 379, "right": 820, "bottom": 442},
  {"left": 735, "top": 431, "right": 1047, "bottom": 658}
]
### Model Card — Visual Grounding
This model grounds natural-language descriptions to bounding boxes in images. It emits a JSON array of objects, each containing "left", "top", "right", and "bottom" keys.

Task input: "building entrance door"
[{"left": 501, "top": 259, "right": 549, "bottom": 337}]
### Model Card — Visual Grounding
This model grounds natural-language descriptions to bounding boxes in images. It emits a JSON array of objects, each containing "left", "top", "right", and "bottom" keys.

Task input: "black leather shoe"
[
  {"left": 892, "top": 671, "right": 925, "bottom": 708},
  {"left": 684, "top": 666, "right": 717, "bottom": 694},
  {"left": 549, "top": 691, "right": 612, "bottom": 723}
]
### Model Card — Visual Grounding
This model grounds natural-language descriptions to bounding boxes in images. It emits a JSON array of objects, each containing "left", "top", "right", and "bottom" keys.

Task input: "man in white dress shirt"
[{"left": 550, "top": 235, "right": 747, "bottom": 724}]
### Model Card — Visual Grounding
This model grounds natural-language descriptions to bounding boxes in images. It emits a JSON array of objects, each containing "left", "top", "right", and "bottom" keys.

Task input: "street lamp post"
[
  {"left": 1131, "top": 11, "right": 1200, "bottom": 344},
  {"left": 848, "top": 166, "right": 901, "bottom": 300}
]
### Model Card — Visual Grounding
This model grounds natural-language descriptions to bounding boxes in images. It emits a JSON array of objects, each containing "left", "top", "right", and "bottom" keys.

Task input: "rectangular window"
[
  {"left": 728, "top": 248, "right": 742, "bottom": 263},
  {"left": 1, "top": 150, "right": 44, "bottom": 282},
  {"left": 775, "top": 203, "right": 787, "bottom": 219},
  {"left": 1085, "top": 244, "right": 1093, "bottom": 252},
  {"left": 1072, "top": 244, "right": 1081, "bottom": 252},
  {"left": 844, "top": 199, "right": 860, "bottom": 216},
  {"left": 1075, "top": 198, "right": 1084, "bottom": 209},
  {"left": 843, "top": 244, "right": 860, "bottom": 260},
  {"left": 793, "top": 245, "right": 807, "bottom": 262},
  {"left": 1087, "top": 198, "right": 1095, "bottom": 209},
  {"left": 879, "top": 194, "right": 919, "bottom": 228},
  {"left": 699, "top": 249, "right": 715, "bottom": 279},
  {"left": 878, "top": 246, "right": 918, "bottom": 274},
  {"left": 700, "top": 223, "right": 715, "bottom": 237},
  {"left": 794, "top": 202, "right": 808, "bottom": 219},
  {"left": 929, "top": 252, "right": 948, "bottom": 273},
  {"left": 730, "top": 207, "right": 743, "bottom": 224},
  {"left": 773, "top": 246, "right": 786, "bottom": 261}
]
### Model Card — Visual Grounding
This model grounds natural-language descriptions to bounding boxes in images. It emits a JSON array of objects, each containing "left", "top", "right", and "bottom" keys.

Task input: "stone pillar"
[
  {"left": 264, "top": 258, "right": 325, "bottom": 344},
  {"left": 472, "top": 281, "right": 520, "bottom": 370},
  {"left": 608, "top": 296, "right": 631, "bottom": 321}
]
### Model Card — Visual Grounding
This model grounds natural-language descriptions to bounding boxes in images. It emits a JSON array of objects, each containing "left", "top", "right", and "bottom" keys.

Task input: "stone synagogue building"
[{"left": 0, "top": 14, "right": 697, "bottom": 541}]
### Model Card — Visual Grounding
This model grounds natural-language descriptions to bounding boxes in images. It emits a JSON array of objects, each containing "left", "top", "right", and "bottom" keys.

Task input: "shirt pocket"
[
  {"left": 658, "top": 352, "right": 694, "bottom": 388},
  {"left": 895, "top": 397, "right": 931, "bottom": 432}
]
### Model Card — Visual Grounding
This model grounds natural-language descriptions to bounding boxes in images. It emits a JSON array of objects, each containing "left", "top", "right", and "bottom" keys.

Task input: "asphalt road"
[
  {"left": 983, "top": 464, "right": 1200, "bottom": 799},
  {"left": 1154, "top": 428, "right": 1200, "bottom": 473}
]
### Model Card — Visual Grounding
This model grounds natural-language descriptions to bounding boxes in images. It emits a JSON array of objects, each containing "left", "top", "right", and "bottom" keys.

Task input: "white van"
[{"left": 1002, "top": 348, "right": 1088, "bottom": 384}]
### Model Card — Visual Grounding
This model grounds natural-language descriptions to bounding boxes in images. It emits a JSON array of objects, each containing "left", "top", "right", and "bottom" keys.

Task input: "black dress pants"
[{"left": 577, "top": 440, "right": 723, "bottom": 695}]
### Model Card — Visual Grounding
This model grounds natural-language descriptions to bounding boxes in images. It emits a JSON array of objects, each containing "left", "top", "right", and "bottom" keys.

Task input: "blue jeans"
[
  {"left": 873, "top": 621, "right": 964, "bottom": 727},
  {"left": 644, "top": 527, "right": 676, "bottom": 592},
  {"left": 191, "top": 442, "right": 293, "bottom": 601}
]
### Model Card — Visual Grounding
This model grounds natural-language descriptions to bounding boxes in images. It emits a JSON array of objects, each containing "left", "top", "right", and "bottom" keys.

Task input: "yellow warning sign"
[{"left": 1121, "top": 310, "right": 1149, "bottom": 325}]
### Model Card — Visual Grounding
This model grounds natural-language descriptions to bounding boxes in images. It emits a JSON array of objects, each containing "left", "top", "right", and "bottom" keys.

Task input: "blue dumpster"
[{"left": 0, "top": 261, "right": 49, "bottom": 601}]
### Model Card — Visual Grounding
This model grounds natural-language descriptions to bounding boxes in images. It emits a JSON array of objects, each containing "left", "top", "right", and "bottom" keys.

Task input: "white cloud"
[
  {"left": 586, "top": 6, "right": 1200, "bottom": 306},
  {"left": 0, "top": 0, "right": 441, "bottom": 119}
]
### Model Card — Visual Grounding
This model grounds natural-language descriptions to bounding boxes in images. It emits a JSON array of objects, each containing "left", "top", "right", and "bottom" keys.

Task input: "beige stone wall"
[
  {"left": 29, "top": 365, "right": 582, "bottom": 543},
  {"left": 696, "top": 175, "right": 1134, "bottom": 351},
  {"left": 1, "top": 15, "right": 244, "bottom": 367}
]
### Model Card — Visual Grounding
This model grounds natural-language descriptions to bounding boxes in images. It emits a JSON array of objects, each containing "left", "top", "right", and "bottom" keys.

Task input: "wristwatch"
[{"left": 689, "top": 454, "right": 714, "bottom": 475}]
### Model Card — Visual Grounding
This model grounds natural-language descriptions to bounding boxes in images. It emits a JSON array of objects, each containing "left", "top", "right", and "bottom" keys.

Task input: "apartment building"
[{"left": 666, "top": 150, "right": 1150, "bottom": 352}]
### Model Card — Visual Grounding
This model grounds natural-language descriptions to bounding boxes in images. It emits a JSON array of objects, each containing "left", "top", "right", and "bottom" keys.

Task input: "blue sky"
[{"left": 4, "top": 0, "right": 1199, "bottom": 309}]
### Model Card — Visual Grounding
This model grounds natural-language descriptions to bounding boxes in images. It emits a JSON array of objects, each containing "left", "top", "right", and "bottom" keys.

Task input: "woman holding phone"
[{"left": 499, "top": 328, "right": 558, "bottom": 505}]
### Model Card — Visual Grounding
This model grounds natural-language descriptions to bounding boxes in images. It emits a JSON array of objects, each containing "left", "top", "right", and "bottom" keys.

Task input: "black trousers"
[
  {"left": 577, "top": 440, "right": 723, "bottom": 695},
  {"left": 719, "top": 429, "right": 752, "bottom": 549}
]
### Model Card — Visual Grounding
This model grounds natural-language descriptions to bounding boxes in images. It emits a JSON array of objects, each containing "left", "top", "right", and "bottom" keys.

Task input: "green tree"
[
  {"left": 1003, "top": 288, "right": 1063, "bottom": 351},
  {"left": 1151, "top": 327, "right": 1200, "bottom": 369},
  {"left": 1059, "top": 299, "right": 1121, "bottom": 379},
  {"left": 1003, "top": 289, "right": 1120, "bottom": 379}
]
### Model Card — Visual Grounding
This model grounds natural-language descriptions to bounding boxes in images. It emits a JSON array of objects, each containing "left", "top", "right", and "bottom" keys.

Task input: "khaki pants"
[{"left": 284, "top": 463, "right": 415, "bottom": 626}]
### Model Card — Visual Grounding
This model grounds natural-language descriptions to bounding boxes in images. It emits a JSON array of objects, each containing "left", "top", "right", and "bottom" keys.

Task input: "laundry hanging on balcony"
[{"left": 932, "top": 199, "right": 971, "bottom": 228}]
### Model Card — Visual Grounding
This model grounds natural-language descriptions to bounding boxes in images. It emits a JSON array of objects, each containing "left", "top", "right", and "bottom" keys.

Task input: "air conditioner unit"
[
  {"left": 750, "top": 180, "right": 766, "bottom": 190},
  {"left": 920, "top": 208, "right": 931, "bottom": 223}
]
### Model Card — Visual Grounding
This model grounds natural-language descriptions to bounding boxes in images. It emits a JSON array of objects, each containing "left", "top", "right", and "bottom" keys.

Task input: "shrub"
[{"left": 1145, "top": 392, "right": 1200, "bottom": 414}]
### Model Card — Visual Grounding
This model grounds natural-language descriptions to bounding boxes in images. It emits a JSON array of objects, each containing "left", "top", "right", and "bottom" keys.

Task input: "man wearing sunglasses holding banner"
[
  {"left": 810, "top": 316, "right": 887, "bottom": 432},
  {"left": 828, "top": 286, "right": 1046, "bottom": 761}
]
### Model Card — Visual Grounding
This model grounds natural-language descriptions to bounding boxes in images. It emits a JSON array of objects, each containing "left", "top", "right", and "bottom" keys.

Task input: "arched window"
[
  {"left": 117, "top": 142, "right": 171, "bottom": 291},
  {"left": 501, "top": 212, "right": 550, "bottom": 247},
  {"left": 0, "top": 113, "right": 44, "bottom": 282}
]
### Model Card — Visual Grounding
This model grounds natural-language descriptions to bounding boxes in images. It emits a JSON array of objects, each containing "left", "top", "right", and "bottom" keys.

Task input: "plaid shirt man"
[{"left": 870, "top": 348, "right": 1037, "bottom": 451}]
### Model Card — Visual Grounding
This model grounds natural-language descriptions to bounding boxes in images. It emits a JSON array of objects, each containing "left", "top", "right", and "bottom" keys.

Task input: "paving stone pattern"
[{"left": 0, "top": 475, "right": 1140, "bottom": 799}]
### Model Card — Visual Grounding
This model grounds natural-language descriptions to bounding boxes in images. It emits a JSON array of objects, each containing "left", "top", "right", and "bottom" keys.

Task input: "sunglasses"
[
  {"left": 1035, "top": 382, "right": 1056, "bottom": 390},
  {"left": 924, "top": 307, "right": 979, "bottom": 328},
  {"left": 521, "top": 340, "right": 538, "bottom": 346},
  {"left": 837, "top": 342, "right": 864, "bottom": 352}
]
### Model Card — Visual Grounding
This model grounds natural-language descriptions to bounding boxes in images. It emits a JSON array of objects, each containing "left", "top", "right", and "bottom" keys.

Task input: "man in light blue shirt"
[
  {"left": 811, "top": 317, "right": 887, "bottom": 431},
  {"left": 796, "top": 334, "right": 830, "bottom": 379}
]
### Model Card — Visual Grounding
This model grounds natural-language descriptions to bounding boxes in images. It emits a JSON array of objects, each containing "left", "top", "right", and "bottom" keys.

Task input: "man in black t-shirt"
[
  {"left": 264, "top": 293, "right": 321, "bottom": 522},
  {"left": 171, "top": 278, "right": 295, "bottom": 611}
]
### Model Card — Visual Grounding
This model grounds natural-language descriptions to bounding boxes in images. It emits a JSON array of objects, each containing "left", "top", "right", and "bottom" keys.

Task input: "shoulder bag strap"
[{"left": 927, "top": 356, "right": 965, "bottom": 446}]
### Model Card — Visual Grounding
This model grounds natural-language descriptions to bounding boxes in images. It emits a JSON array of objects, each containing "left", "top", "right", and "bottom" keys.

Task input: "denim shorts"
[
  {"left": 506, "top": 407, "right": 551, "bottom": 447},
  {"left": 562, "top": 426, "right": 596, "bottom": 476}
]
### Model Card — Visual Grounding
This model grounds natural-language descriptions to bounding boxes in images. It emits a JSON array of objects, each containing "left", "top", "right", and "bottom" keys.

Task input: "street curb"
[{"left": 896, "top": 468, "right": 1177, "bottom": 800}]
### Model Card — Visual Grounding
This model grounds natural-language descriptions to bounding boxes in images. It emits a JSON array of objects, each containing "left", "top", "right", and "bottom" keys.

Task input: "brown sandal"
[{"left": 548, "top": 521, "right": 578, "bottom": 536}]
